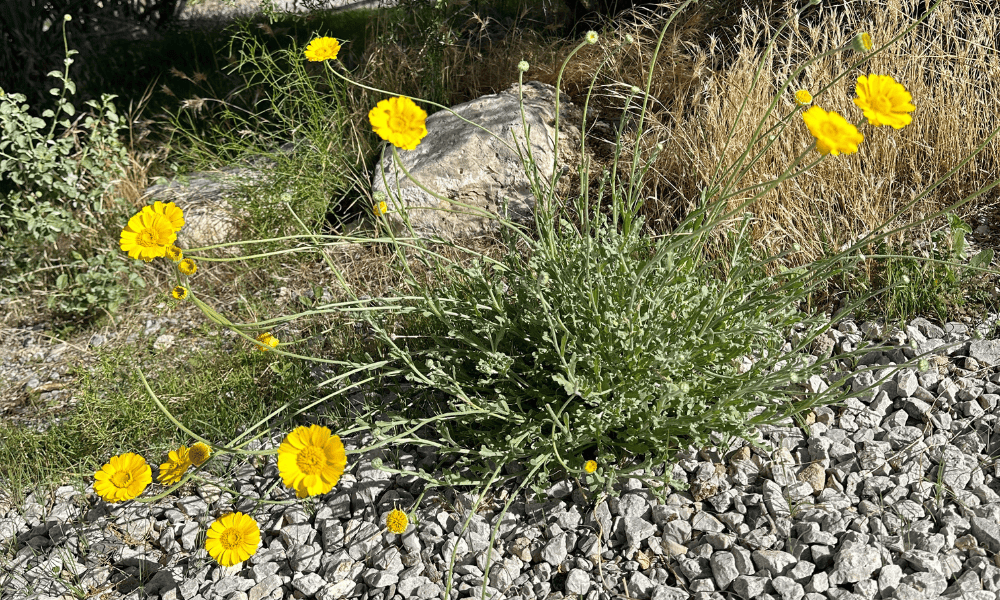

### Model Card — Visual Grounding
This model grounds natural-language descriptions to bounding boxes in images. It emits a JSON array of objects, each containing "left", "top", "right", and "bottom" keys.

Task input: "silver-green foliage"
[
  {"left": 0, "top": 31, "right": 138, "bottom": 317},
  {"left": 377, "top": 197, "right": 856, "bottom": 496}
]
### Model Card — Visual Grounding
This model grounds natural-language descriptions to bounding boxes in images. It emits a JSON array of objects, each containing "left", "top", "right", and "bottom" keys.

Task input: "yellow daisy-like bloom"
[
  {"left": 853, "top": 74, "right": 915, "bottom": 129},
  {"left": 584, "top": 460, "right": 598, "bottom": 474},
  {"left": 801, "top": 106, "right": 864, "bottom": 156},
  {"left": 120, "top": 210, "right": 177, "bottom": 262},
  {"left": 368, "top": 96, "right": 428, "bottom": 151},
  {"left": 150, "top": 201, "right": 185, "bottom": 233},
  {"left": 256, "top": 332, "right": 279, "bottom": 352},
  {"left": 304, "top": 36, "right": 341, "bottom": 62},
  {"left": 172, "top": 285, "right": 188, "bottom": 300},
  {"left": 386, "top": 509, "right": 409, "bottom": 534},
  {"left": 374, "top": 201, "right": 388, "bottom": 216},
  {"left": 205, "top": 512, "right": 261, "bottom": 567},
  {"left": 852, "top": 32, "right": 873, "bottom": 53},
  {"left": 178, "top": 258, "right": 197, "bottom": 275},
  {"left": 158, "top": 445, "right": 192, "bottom": 486},
  {"left": 93, "top": 453, "right": 152, "bottom": 503},
  {"left": 165, "top": 244, "right": 183, "bottom": 262},
  {"left": 794, "top": 89, "right": 812, "bottom": 106},
  {"left": 277, "top": 424, "right": 348, "bottom": 498},
  {"left": 189, "top": 442, "right": 211, "bottom": 466}
]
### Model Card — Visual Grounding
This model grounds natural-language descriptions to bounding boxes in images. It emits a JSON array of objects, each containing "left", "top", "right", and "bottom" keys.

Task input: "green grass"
[{"left": 0, "top": 337, "right": 315, "bottom": 503}]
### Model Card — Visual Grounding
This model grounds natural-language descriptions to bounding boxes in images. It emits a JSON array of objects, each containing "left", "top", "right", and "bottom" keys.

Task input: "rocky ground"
[{"left": 8, "top": 303, "right": 1000, "bottom": 600}]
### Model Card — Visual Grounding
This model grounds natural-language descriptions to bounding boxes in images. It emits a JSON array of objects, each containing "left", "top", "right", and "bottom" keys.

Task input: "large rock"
[
  {"left": 141, "top": 166, "right": 263, "bottom": 249},
  {"left": 371, "top": 80, "right": 585, "bottom": 240}
]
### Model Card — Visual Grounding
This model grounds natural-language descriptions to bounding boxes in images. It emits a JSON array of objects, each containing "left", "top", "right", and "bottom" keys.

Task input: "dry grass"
[{"left": 550, "top": 0, "right": 1000, "bottom": 279}]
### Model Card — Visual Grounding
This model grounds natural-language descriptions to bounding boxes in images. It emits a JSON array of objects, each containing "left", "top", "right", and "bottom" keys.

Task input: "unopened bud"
[
  {"left": 851, "top": 32, "right": 873, "bottom": 53},
  {"left": 517, "top": 60, "right": 529, "bottom": 72},
  {"left": 585, "top": 31, "right": 598, "bottom": 44}
]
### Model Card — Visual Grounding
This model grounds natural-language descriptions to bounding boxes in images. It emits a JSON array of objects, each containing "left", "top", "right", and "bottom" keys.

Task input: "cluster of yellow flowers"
[
  {"left": 93, "top": 424, "right": 353, "bottom": 566},
  {"left": 798, "top": 51, "right": 915, "bottom": 155},
  {"left": 120, "top": 201, "right": 199, "bottom": 301}
]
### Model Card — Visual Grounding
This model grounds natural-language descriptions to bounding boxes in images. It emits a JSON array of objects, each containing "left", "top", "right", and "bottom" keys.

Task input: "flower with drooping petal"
[
  {"left": 172, "top": 285, "right": 188, "bottom": 300},
  {"left": 853, "top": 74, "right": 915, "bottom": 129},
  {"left": 189, "top": 442, "right": 211, "bottom": 466},
  {"left": 386, "top": 509, "right": 409, "bottom": 534},
  {"left": 256, "top": 332, "right": 279, "bottom": 351},
  {"left": 304, "top": 36, "right": 341, "bottom": 62},
  {"left": 205, "top": 512, "right": 260, "bottom": 567},
  {"left": 584, "top": 460, "right": 598, "bottom": 474},
  {"left": 794, "top": 89, "right": 813, "bottom": 106},
  {"left": 120, "top": 210, "right": 177, "bottom": 262},
  {"left": 277, "top": 424, "right": 348, "bottom": 498},
  {"left": 149, "top": 201, "right": 185, "bottom": 233},
  {"left": 93, "top": 453, "right": 152, "bottom": 502},
  {"left": 802, "top": 106, "right": 864, "bottom": 156},
  {"left": 368, "top": 96, "right": 428, "bottom": 151},
  {"left": 165, "top": 244, "right": 183, "bottom": 262},
  {"left": 178, "top": 258, "right": 197, "bottom": 275},
  {"left": 158, "top": 445, "right": 192, "bottom": 486}
]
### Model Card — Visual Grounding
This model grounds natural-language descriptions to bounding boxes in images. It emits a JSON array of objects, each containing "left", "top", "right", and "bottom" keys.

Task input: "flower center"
[
  {"left": 873, "top": 96, "right": 892, "bottom": 114},
  {"left": 296, "top": 446, "right": 326, "bottom": 475},
  {"left": 221, "top": 529, "right": 243, "bottom": 549},
  {"left": 821, "top": 121, "right": 840, "bottom": 138},
  {"left": 137, "top": 229, "right": 158, "bottom": 247},
  {"left": 111, "top": 471, "right": 133, "bottom": 488},
  {"left": 388, "top": 116, "right": 406, "bottom": 132}
]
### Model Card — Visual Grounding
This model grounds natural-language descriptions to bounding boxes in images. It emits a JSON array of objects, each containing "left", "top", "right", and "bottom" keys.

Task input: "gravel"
[{"left": 6, "top": 309, "right": 1000, "bottom": 599}]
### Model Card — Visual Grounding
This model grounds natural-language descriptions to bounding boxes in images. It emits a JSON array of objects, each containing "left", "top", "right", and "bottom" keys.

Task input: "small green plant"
[{"left": 0, "top": 16, "right": 135, "bottom": 320}]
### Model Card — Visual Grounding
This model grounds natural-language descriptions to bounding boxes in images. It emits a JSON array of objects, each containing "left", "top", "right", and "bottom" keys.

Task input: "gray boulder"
[{"left": 371, "top": 80, "right": 586, "bottom": 240}]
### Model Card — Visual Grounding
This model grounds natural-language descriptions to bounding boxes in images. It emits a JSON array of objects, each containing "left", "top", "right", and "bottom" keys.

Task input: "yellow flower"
[
  {"left": 853, "top": 74, "right": 915, "bottom": 129},
  {"left": 189, "top": 442, "right": 211, "bottom": 466},
  {"left": 386, "top": 509, "right": 409, "bottom": 534},
  {"left": 584, "top": 460, "right": 598, "bottom": 474},
  {"left": 277, "top": 424, "right": 348, "bottom": 498},
  {"left": 304, "top": 36, "right": 341, "bottom": 62},
  {"left": 368, "top": 96, "right": 428, "bottom": 151},
  {"left": 93, "top": 453, "right": 152, "bottom": 502},
  {"left": 801, "top": 106, "right": 864, "bottom": 156},
  {"left": 150, "top": 201, "right": 185, "bottom": 233},
  {"left": 178, "top": 258, "right": 197, "bottom": 275},
  {"left": 794, "top": 89, "right": 812, "bottom": 106},
  {"left": 165, "top": 245, "right": 183, "bottom": 262},
  {"left": 120, "top": 210, "right": 177, "bottom": 262},
  {"left": 851, "top": 32, "right": 873, "bottom": 53},
  {"left": 256, "top": 332, "right": 279, "bottom": 351},
  {"left": 158, "top": 445, "right": 192, "bottom": 486},
  {"left": 374, "top": 201, "right": 388, "bottom": 216},
  {"left": 172, "top": 285, "right": 188, "bottom": 300},
  {"left": 205, "top": 512, "right": 260, "bottom": 567}
]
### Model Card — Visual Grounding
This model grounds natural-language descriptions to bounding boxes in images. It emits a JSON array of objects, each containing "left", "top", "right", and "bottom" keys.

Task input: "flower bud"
[
  {"left": 794, "top": 89, "right": 813, "bottom": 106},
  {"left": 64, "top": 14, "right": 72, "bottom": 21},
  {"left": 625, "top": 34, "right": 635, "bottom": 44},
  {"left": 631, "top": 85, "right": 642, "bottom": 95},
  {"left": 585, "top": 31, "right": 598, "bottom": 44},
  {"left": 851, "top": 32, "right": 873, "bottom": 53},
  {"left": 517, "top": 60, "right": 529, "bottom": 73}
]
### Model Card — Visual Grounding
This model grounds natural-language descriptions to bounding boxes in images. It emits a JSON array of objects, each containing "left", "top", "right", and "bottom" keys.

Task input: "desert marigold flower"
[
  {"left": 189, "top": 442, "right": 211, "bottom": 466},
  {"left": 256, "top": 332, "right": 279, "bottom": 351},
  {"left": 585, "top": 31, "right": 598, "bottom": 44},
  {"left": 851, "top": 32, "right": 873, "bottom": 53},
  {"left": 165, "top": 244, "right": 183, "bottom": 262},
  {"left": 801, "top": 106, "right": 864, "bottom": 156},
  {"left": 584, "top": 460, "right": 598, "bottom": 474},
  {"left": 277, "top": 424, "right": 348, "bottom": 498},
  {"left": 853, "top": 74, "right": 915, "bottom": 129},
  {"left": 374, "top": 200, "right": 388, "bottom": 216},
  {"left": 158, "top": 445, "right": 192, "bottom": 486},
  {"left": 794, "top": 89, "right": 813, "bottom": 106},
  {"left": 172, "top": 285, "right": 188, "bottom": 300},
  {"left": 386, "top": 509, "right": 409, "bottom": 534},
  {"left": 368, "top": 96, "right": 428, "bottom": 151},
  {"left": 205, "top": 512, "right": 260, "bottom": 567},
  {"left": 304, "top": 36, "right": 341, "bottom": 62},
  {"left": 149, "top": 201, "right": 185, "bottom": 233},
  {"left": 93, "top": 453, "right": 152, "bottom": 502},
  {"left": 120, "top": 210, "right": 177, "bottom": 262},
  {"left": 178, "top": 258, "right": 197, "bottom": 275}
]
